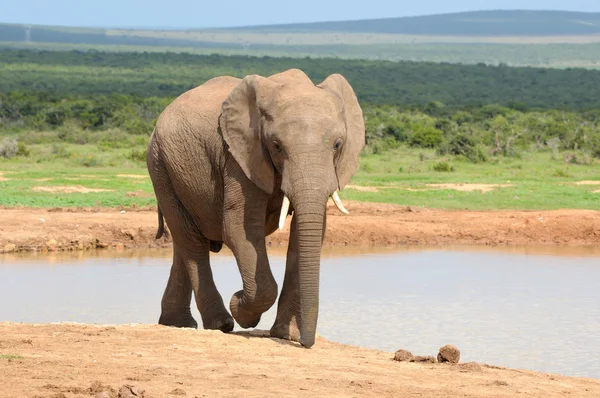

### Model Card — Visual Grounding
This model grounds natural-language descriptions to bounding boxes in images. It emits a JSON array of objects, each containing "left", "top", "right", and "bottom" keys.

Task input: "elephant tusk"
[
  {"left": 279, "top": 196, "right": 290, "bottom": 230},
  {"left": 331, "top": 191, "right": 349, "bottom": 215}
]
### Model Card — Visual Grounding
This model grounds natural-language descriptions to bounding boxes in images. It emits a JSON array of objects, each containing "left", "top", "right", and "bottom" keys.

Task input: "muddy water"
[{"left": 1, "top": 246, "right": 600, "bottom": 379}]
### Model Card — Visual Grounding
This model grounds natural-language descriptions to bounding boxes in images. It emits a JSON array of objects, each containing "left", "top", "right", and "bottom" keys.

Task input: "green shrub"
[
  {"left": 128, "top": 148, "right": 147, "bottom": 162},
  {"left": 360, "top": 162, "right": 374, "bottom": 172},
  {"left": 79, "top": 154, "right": 101, "bottom": 167},
  {"left": 16, "top": 142, "right": 30, "bottom": 157},
  {"left": 563, "top": 151, "right": 594, "bottom": 165},
  {"left": 433, "top": 161, "right": 455, "bottom": 172},
  {"left": 51, "top": 144, "right": 71, "bottom": 158},
  {"left": 553, "top": 168, "right": 573, "bottom": 178},
  {"left": 409, "top": 126, "right": 443, "bottom": 148}
]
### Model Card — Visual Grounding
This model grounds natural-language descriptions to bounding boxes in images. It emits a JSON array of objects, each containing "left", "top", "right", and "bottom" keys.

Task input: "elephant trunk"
[{"left": 292, "top": 188, "right": 328, "bottom": 349}]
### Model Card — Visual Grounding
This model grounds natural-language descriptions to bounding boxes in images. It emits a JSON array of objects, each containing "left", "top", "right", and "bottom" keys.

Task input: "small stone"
[
  {"left": 411, "top": 355, "right": 437, "bottom": 363},
  {"left": 95, "top": 392, "right": 111, "bottom": 398},
  {"left": 459, "top": 361, "right": 483, "bottom": 372},
  {"left": 118, "top": 385, "right": 145, "bottom": 398},
  {"left": 438, "top": 344, "right": 461, "bottom": 364},
  {"left": 46, "top": 239, "right": 57, "bottom": 246},
  {"left": 393, "top": 349, "right": 413, "bottom": 362},
  {"left": 3, "top": 243, "right": 16, "bottom": 253},
  {"left": 115, "top": 243, "right": 125, "bottom": 251}
]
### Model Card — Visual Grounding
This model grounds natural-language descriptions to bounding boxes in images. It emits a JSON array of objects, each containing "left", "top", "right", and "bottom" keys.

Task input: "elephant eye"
[
  {"left": 333, "top": 138, "right": 343, "bottom": 152},
  {"left": 273, "top": 141, "right": 283, "bottom": 153}
]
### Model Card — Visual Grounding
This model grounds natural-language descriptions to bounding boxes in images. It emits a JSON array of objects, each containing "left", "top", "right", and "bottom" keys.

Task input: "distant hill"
[
  {"left": 227, "top": 10, "right": 600, "bottom": 36},
  {"left": 2, "top": 10, "right": 600, "bottom": 69}
]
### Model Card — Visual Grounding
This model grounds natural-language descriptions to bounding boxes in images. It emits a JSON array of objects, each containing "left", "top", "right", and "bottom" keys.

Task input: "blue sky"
[{"left": 2, "top": 0, "right": 599, "bottom": 28}]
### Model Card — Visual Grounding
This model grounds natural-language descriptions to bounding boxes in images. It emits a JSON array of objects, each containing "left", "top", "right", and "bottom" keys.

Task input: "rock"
[
  {"left": 121, "top": 229, "right": 137, "bottom": 240},
  {"left": 46, "top": 239, "right": 58, "bottom": 246},
  {"left": 393, "top": 349, "right": 413, "bottom": 362},
  {"left": 411, "top": 355, "right": 437, "bottom": 363},
  {"left": 115, "top": 243, "right": 125, "bottom": 251},
  {"left": 3, "top": 243, "right": 16, "bottom": 253},
  {"left": 118, "top": 385, "right": 145, "bottom": 398},
  {"left": 459, "top": 361, "right": 483, "bottom": 372},
  {"left": 438, "top": 344, "right": 461, "bottom": 364},
  {"left": 95, "top": 392, "right": 111, "bottom": 398}
]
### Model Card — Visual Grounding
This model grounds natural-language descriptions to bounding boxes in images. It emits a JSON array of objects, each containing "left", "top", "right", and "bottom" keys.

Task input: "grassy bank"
[{"left": 1, "top": 142, "right": 598, "bottom": 210}]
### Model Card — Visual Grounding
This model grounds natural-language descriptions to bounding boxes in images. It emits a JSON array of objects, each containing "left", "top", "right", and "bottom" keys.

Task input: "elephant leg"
[
  {"left": 222, "top": 175, "right": 278, "bottom": 329},
  {"left": 158, "top": 245, "right": 197, "bottom": 328},
  {"left": 159, "top": 237, "right": 234, "bottom": 333},
  {"left": 151, "top": 171, "right": 233, "bottom": 332},
  {"left": 270, "top": 212, "right": 326, "bottom": 342},
  {"left": 180, "top": 239, "right": 234, "bottom": 332}
]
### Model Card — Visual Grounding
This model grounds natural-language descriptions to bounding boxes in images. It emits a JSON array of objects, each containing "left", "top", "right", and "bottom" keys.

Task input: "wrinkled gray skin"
[{"left": 146, "top": 69, "right": 365, "bottom": 348}]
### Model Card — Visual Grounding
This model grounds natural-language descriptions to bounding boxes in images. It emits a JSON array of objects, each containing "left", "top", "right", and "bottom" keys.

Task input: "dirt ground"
[
  {"left": 2, "top": 201, "right": 600, "bottom": 397},
  {"left": 1, "top": 201, "right": 599, "bottom": 253},
  {"left": 1, "top": 322, "right": 599, "bottom": 398}
]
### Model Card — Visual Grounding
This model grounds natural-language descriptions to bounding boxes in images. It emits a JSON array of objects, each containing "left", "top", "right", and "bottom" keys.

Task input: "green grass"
[
  {"left": 338, "top": 147, "right": 600, "bottom": 210},
  {"left": 0, "top": 354, "right": 23, "bottom": 360},
  {"left": 1, "top": 143, "right": 598, "bottom": 210},
  {"left": 0, "top": 141, "right": 155, "bottom": 208}
]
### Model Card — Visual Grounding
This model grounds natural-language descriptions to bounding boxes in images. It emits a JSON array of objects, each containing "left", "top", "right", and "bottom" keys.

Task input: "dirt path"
[
  {"left": 1, "top": 322, "right": 598, "bottom": 398},
  {"left": 1, "top": 201, "right": 599, "bottom": 253}
]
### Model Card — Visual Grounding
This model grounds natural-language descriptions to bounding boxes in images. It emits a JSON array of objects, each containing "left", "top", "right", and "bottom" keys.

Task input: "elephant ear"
[
  {"left": 317, "top": 74, "right": 366, "bottom": 190},
  {"left": 220, "top": 75, "right": 281, "bottom": 194}
]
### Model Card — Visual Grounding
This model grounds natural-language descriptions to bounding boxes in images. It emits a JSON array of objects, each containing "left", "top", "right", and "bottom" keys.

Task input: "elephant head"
[{"left": 219, "top": 69, "right": 365, "bottom": 347}]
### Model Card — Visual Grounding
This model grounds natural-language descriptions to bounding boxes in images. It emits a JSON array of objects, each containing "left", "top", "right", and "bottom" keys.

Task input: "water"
[{"left": 1, "top": 246, "right": 599, "bottom": 379}]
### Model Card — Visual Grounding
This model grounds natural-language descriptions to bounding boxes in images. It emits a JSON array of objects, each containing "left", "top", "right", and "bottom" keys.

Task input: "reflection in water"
[{"left": 1, "top": 247, "right": 599, "bottom": 379}]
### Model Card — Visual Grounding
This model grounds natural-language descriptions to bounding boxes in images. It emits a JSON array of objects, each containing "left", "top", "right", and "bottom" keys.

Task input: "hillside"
[
  {"left": 231, "top": 10, "right": 600, "bottom": 36},
  {"left": 2, "top": 11, "right": 600, "bottom": 68},
  {"left": 3, "top": 49, "right": 600, "bottom": 109}
]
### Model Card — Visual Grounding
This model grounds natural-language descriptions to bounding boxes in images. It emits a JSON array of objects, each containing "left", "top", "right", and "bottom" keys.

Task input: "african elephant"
[{"left": 146, "top": 68, "right": 365, "bottom": 348}]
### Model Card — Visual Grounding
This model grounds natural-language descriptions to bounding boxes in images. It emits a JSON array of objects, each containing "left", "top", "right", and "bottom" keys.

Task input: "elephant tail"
[{"left": 155, "top": 205, "right": 169, "bottom": 240}]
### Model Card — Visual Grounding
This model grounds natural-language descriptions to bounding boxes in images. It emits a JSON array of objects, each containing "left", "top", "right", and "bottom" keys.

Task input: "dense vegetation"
[
  {"left": 0, "top": 46, "right": 598, "bottom": 210},
  {"left": 2, "top": 90, "right": 599, "bottom": 163},
  {"left": 3, "top": 49, "right": 600, "bottom": 109},
  {"left": 233, "top": 10, "right": 600, "bottom": 36},
  {"left": 1, "top": 48, "right": 599, "bottom": 163}
]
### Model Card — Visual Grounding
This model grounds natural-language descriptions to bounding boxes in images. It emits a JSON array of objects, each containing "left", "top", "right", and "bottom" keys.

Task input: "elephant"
[{"left": 146, "top": 68, "right": 365, "bottom": 348}]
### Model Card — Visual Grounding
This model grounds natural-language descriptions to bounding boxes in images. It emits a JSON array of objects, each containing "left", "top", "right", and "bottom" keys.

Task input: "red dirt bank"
[
  {"left": 1, "top": 201, "right": 599, "bottom": 253},
  {"left": 1, "top": 323, "right": 599, "bottom": 398}
]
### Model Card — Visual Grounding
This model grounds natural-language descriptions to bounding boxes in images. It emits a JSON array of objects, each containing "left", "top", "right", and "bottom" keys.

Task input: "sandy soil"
[
  {"left": 1, "top": 201, "right": 599, "bottom": 253},
  {"left": 32, "top": 186, "right": 114, "bottom": 194},
  {"left": 1, "top": 203, "right": 600, "bottom": 396},
  {"left": 1, "top": 322, "right": 598, "bottom": 398}
]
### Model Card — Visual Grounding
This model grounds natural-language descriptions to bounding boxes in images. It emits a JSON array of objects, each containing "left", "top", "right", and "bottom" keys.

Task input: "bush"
[
  {"left": 409, "top": 126, "right": 443, "bottom": 148},
  {"left": 0, "top": 138, "right": 17, "bottom": 158},
  {"left": 590, "top": 135, "right": 600, "bottom": 159},
  {"left": 439, "top": 134, "right": 488, "bottom": 163},
  {"left": 360, "top": 162, "right": 374, "bottom": 172},
  {"left": 79, "top": 154, "right": 101, "bottom": 167},
  {"left": 128, "top": 148, "right": 147, "bottom": 162},
  {"left": 563, "top": 151, "right": 594, "bottom": 165},
  {"left": 51, "top": 144, "right": 71, "bottom": 158},
  {"left": 16, "top": 142, "right": 30, "bottom": 157},
  {"left": 553, "top": 168, "right": 573, "bottom": 178},
  {"left": 433, "top": 161, "right": 455, "bottom": 172}
]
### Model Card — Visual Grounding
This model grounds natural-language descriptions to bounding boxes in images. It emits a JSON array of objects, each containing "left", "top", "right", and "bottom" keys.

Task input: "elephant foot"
[
  {"left": 229, "top": 291, "right": 262, "bottom": 329},
  {"left": 269, "top": 319, "right": 301, "bottom": 342},
  {"left": 201, "top": 311, "right": 235, "bottom": 333},
  {"left": 158, "top": 312, "right": 198, "bottom": 329}
]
